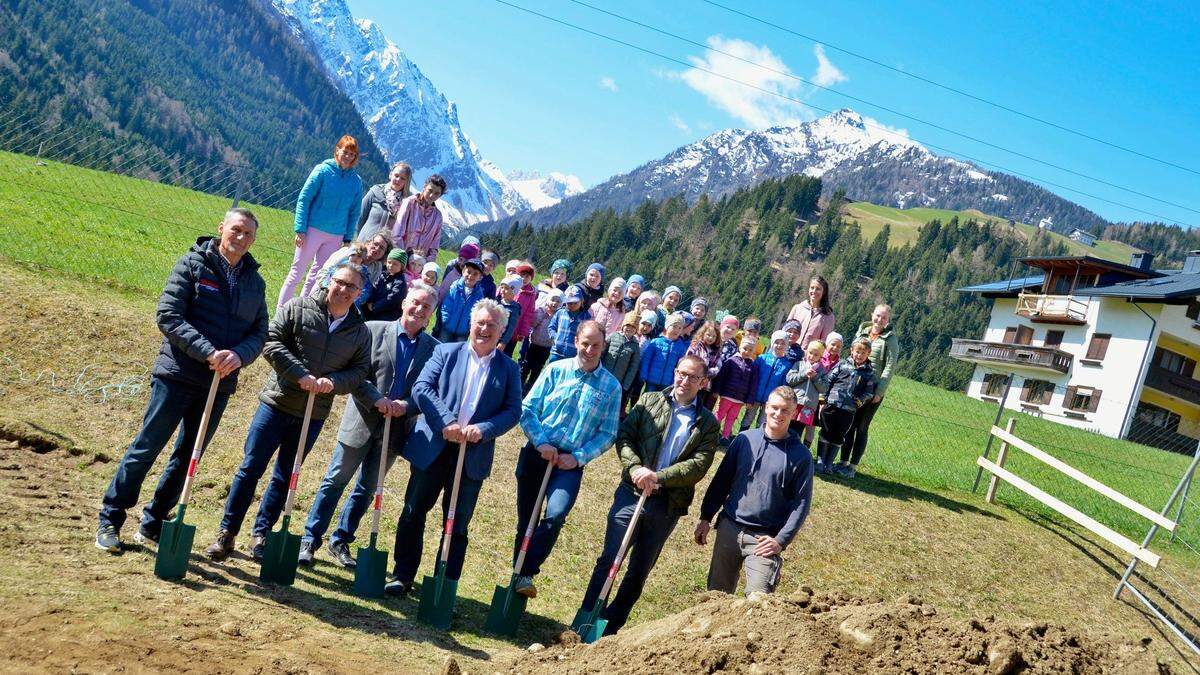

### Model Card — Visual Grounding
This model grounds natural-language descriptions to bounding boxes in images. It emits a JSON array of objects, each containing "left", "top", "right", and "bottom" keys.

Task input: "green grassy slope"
[{"left": 844, "top": 202, "right": 1140, "bottom": 262}]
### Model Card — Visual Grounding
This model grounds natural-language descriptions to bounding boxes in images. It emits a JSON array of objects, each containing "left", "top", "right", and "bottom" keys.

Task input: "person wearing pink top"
[
  {"left": 513, "top": 263, "right": 539, "bottom": 342},
  {"left": 785, "top": 275, "right": 836, "bottom": 347},
  {"left": 391, "top": 175, "right": 447, "bottom": 258},
  {"left": 590, "top": 277, "right": 627, "bottom": 335}
]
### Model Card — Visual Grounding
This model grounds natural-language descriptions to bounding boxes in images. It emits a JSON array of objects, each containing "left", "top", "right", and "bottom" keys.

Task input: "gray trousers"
[{"left": 706, "top": 516, "right": 783, "bottom": 595}]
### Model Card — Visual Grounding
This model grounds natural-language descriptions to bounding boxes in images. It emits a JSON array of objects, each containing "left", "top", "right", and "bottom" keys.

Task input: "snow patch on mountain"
[
  {"left": 270, "top": 0, "right": 566, "bottom": 233},
  {"left": 506, "top": 170, "right": 586, "bottom": 211}
]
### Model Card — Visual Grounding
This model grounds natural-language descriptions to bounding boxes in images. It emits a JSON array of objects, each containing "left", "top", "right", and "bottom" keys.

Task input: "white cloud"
[
  {"left": 811, "top": 44, "right": 847, "bottom": 87},
  {"left": 598, "top": 76, "right": 618, "bottom": 92},
  {"left": 674, "top": 35, "right": 807, "bottom": 129},
  {"left": 668, "top": 114, "right": 691, "bottom": 134}
]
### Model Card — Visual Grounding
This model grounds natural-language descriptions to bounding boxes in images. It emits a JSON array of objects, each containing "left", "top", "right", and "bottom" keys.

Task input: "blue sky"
[{"left": 348, "top": 0, "right": 1199, "bottom": 226}]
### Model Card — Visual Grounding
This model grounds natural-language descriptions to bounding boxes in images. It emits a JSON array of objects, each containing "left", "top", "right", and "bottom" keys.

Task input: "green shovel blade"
[
  {"left": 259, "top": 516, "right": 301, "bottom": 586},
  {"left": 571, "top": 601, "right": 607, "bottom": 643},
  {"left": 484, "top": 579, "right": 528, "bottom": 636},
  {"left": 154, "top": 509, "right": 194, "bottom": 581},
  {"left": 352, "top": 537, "right": 388, "bottom": 599},
  {"left": 417, "top": 564, "right": 458, "bottom": 630}
]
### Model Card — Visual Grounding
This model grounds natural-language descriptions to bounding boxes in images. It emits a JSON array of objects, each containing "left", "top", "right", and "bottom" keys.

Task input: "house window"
[
  {"left": 1135, "top": 402, "right": 1181, "bottom": 434},
  {"left": 1155, "top": 347, "right": 1196, "bottom": 377},
  {"left": 1021, "top": 379, "right": 1054, "bottom": 405},
  {"left": 982, "top": 373, "right": 1008, "bottom": 397},
  {"left": 1064, "top": 385, "right": 1101, "bottom": 413},
  {"left": 1044, "top": 330, "right": 1064, "bottom": 348},
  {"left": 1085, "top": 333, "right": 1111, "bottom": 361},
  {"left": 1002, "top": 326, "right": 1017, "bottom": 343},
  {"left": 1015, "top": 325, "right": 1033, "bottom": 346}
]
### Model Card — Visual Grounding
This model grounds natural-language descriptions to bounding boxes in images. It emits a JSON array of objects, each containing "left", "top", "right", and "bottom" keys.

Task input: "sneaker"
[
  {"left": 841, "top": 464, "right": 858, "bottom": 479},
  {"left": 834, "top": 463, "right": 855, "bottom": 478},
  {"left": 95, "top": 524, "right": 121, "bottom": 553},
  {"left": 298, "top": 541, "right": 316, "bottom": 566},
  {"left": 814, "top": 460, "right": 826, "bottom": 475},
  {"left": 250, "top": 535, "right": 266, "bottom": 562},
  {"left": 204, "top": 530, "right": 236, "bottom": 561},
  {"left": 384, "top": 577, "right": 412, "bottom": 597},
  {"left": 133, "top": 522, "right": 160, "bottom": 546},
  {"left": 513, "top": 575, "right": 537, "bottom": 599},
  {"left": 328, "top": 541, "right": 357, "bottom": 569}
]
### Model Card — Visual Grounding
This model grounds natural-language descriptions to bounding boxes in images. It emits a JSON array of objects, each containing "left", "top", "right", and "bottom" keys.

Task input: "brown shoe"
[
  {"left": 204, "top": 529, "right": 236, "bottom": 561},
  {"left": 250, "top": 535, "right": 266, "bottom": 562}
]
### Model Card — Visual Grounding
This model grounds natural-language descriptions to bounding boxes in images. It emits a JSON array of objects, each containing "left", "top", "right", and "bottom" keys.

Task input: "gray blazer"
[{"left": 338, "top": 319, "right": 439, "bottom": 448}]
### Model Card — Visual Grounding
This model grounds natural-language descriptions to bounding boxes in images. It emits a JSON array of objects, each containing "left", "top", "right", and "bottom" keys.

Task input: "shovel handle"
[
  {"left": 513, "top": 458, "right": 555, "bottom": 576},
  {"left": 597, "top": 487, "right": 652, "bottom": 603},
  {"left": 178, "top": 372, "right": 222, "bottom": 508},
  {"left": 438, "top": 440, "right": 468, "bottom": 566},
  {"left": 368, "top": 414, "right": 392, "bottom": 538},
  {"left": 281, "top": 391, "right": 316, "bottom": 518}
]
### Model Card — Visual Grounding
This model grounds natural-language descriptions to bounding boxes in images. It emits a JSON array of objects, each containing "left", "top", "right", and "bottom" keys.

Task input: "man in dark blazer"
[
  {"left": 386, "top": 298, "right": 522, "bottom": 596},
  {"left": 299, "top": 282, "right": 440, "bottom": 567}
]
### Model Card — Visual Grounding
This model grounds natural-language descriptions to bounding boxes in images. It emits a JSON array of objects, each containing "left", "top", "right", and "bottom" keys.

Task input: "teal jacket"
[{"left": 293, "top": 159, "right": 364, "bottom": 241}]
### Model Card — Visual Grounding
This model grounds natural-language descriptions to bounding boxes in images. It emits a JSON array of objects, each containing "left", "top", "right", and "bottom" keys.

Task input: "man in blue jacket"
[
  {"left": 96, "top": 209, "right": 268, "bottom": 552},
  {"left": 386, "top": 299, "right": 523, "bottom": 596}
]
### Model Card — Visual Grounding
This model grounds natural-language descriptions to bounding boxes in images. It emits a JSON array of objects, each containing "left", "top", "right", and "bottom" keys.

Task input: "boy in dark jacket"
[
  {"left": 97, "top": 211, "right": 268, "bottom": 552},
  {"left": 497, "top": 275, "right": 524, "bottom": 355},
  {"left": 363, "top": 248, "right": 408, "bottom": 322},
  {"left": 817, "top": 338, "right": 877, "bottom": 478},
  {"left": 712, "top": 337, "right": 759, "bottom": 441}
]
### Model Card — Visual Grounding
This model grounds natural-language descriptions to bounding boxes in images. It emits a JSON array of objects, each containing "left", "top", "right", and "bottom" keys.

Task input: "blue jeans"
[
  {"left": 302, "top": 429, "right": 404, "bottom": 549},
  {"left": 513, "top": 442, "right": 584, "bottom": 578},
  {"left": 579, "top": 483, "right": 678, "bottom": 635},
  {"left": 99, "top": 376, "right": 229, "bottom": 532},
  {"left": 219, "top": 402, "right": 325, "bottom": 537},
  {"left": 391, "top": 443, "right": 484, "bottom": 583}
]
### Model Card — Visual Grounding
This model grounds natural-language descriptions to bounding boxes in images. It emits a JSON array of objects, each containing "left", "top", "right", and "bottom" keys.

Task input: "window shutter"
[
  {"left": 1003, "top": 326, "right": 1018, "bottom": 343},
  {"left": 1016, "top": 325, "right": 1033, "bottom": 346},
  {"left": 1188, "top": 299, "right": 1199, "bottom": 320},
  {"left": 1064, "top": 385, "right": 1077, "bottom": 410},
  {"left": 1021, "top": 379, "right": 1032, "bottom": 402},
  {"left": 1041, "top": 382, "right": 1053, "bottom": 405},
  {"left": 1086, "top": 334, "right": 1111, "bottom": 360},
  {"left": 1044, "top": 330, "right": 1064, "bottom": 348},
  {"left": 1087, "top": 389, "right": 1102, "bottom": 412}
]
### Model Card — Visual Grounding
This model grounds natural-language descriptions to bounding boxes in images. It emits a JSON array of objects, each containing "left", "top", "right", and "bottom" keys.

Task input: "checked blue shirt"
[{"left": 521, "top": 357, "right": 622, "bottom": 466}]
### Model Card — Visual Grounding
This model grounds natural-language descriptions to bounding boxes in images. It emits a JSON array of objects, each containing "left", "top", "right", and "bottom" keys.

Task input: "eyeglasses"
[
  {"left": 330, "top": 278, "right": 361, "bottom": 292},
  {"left": 675, "top": 371, "right": 705, "bottom": 382}
]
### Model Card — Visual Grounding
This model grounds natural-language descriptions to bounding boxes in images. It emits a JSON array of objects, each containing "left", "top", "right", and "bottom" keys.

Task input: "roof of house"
[
  {"left": 1073, "top": 273, "right": 1200, "bottom": 300},
  {"left": 956, "top": 275, "right": 1044, "bottom": 295},
  {"left": 1016, "top": 255, "right": 1160, "bottom": 279}
]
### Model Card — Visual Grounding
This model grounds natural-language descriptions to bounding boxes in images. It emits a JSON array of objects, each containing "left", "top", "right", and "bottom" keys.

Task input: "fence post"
[
  {"left": 985, "top": 418, "right": 1016, "bottom": 504},
  {"left": 230, "top": 165, "right": 245, "bottom": 209},
  {"left": 973, "top": 373, "right": 1013, "bottom": 493},
  {"left": 1170, "top": 471, "right": 1193, "bottom": 542}
]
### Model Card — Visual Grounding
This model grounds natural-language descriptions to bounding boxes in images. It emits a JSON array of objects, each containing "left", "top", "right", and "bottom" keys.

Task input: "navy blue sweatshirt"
[{"left": 699, "top": 428, "right": 813, "bottom": 548}]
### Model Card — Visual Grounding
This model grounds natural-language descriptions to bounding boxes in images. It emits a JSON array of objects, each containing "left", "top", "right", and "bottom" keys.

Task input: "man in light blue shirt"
[{"left": 513, "top": 321, "right": 622, "bottom": 599}]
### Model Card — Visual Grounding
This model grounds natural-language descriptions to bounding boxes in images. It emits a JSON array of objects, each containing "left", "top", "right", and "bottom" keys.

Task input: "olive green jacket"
[
  {"left": 854, "top": 321, "right": 898, "bottom": 397},
  {"left": 617, "top": 390, "right": 720, "bottom": 516}
]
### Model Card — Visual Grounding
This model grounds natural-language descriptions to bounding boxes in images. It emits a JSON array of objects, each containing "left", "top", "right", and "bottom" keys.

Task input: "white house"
[
  {"left": 1068, "top": 228, "right": 1098, "bottom": 247},
  {"left": 951, "top": 252, "right": 1200, "bottom": 454}
]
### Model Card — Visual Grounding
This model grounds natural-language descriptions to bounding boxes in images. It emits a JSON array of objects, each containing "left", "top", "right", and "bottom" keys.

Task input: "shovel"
[
  {"left": 155, "top": 372, "right": 221, "bottom": 580},
  {"left": 353, "top": 414, "right": 393, "bottom": 598},
  {"left": 571, "top": 486, "right": 652, "bottom": 643},
  {"left": 484, "top": 459, "right": 555, "bottom": 636},
  {"left": 417, "top": 440, "right": 467, "bottom": 630},
  {"left": 259, "top": 391, "right": 316, "bottom": 586}
]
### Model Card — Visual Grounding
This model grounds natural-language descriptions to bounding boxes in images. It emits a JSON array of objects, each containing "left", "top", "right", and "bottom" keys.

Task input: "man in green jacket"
[{"left": 575, "top": 354, "right": 719, "bottom": 636}]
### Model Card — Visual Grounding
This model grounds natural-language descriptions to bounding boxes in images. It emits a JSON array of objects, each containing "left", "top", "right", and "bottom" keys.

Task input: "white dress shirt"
[{"left": 458, "top": 345, "right": 496, "bottom": 426}]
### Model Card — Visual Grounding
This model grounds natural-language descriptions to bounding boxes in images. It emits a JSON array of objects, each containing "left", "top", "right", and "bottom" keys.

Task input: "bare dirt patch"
[{"left": 503, "top": 590, "right": 1164, "bottom": 674}]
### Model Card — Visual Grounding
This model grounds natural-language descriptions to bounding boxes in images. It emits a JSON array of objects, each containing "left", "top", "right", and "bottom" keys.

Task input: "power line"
[
  {"left": 697, "top": 0, "right": 1200, "bottom": 179},
  {"left": 491, "top": 0, "right": 1191, "bottom": 226},
  {"left": 566, "top": 0, "right": 1200, "bottom": 217}
]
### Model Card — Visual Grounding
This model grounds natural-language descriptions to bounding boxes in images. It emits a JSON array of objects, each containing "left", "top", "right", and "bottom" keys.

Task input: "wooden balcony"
[
  {"left": 1015, "top": 293, "right": 1088, "bottom": 324},
  {"left": 1144, "top": 365, "right": 1200, "bottom": 406},
  {"left": 950, "top": 338, "right": 1073, "bottom": 374}
]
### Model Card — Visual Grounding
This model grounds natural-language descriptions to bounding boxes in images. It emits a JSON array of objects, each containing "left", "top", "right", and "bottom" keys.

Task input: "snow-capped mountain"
[
  {"left": 269, "top": 0, "right": 543, "bottom": 232},
  {"left": 484, "top": 109, "right": 1108, "bottom": 234},
  {"left": 506, "top": 170, "right": 586, "bottom": 211}
]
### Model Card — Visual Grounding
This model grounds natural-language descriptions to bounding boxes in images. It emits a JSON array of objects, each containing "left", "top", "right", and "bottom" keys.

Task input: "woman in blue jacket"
[{"left": 277, "top": 136, "right": 365, "bottom": 311}]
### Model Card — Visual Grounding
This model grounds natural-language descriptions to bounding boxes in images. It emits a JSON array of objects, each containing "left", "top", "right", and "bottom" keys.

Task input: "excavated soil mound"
[{"left": 502, "top": 589, "right": 1164, "bottom": 674}]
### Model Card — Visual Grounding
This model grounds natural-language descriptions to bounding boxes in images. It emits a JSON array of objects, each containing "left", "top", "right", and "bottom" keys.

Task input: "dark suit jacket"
[
  {"left": 404, "top": 342, "right": 522, "bottom": 481},
  {"left": 338, "top": 320, "right": 439, "bottom": 449}
]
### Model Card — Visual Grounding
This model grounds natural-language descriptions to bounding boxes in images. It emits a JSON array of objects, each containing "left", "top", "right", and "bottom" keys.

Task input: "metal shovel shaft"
[
  {"left": 367, "top": 415, "right": 392, "bottom": 538},
  {"left": 513, "top": 459, "right": 555, "bottom": 576},
  {"left": 177, "top": 372, "right": 221, "bottom": 508},
  {"left": 596, "top": 487, "right": 652, "bottom": 603},
  {"left": 437, "top": 440, "right": 467, "bottom": 566}
]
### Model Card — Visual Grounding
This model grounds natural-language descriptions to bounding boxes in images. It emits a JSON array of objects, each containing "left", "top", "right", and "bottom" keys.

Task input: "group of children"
[{"left": 341, "top": 233, "right": 885, "bottom": 479}]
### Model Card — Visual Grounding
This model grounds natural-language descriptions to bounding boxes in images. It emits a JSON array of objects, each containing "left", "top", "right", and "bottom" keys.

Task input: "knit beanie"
[
  {"left": 665, "top": 312, "right": 687, "bottom": 329},
  {"left": 663, "top": 285, "right": 682, "bottom": 300},
  {"left": 422, "top": 261, "right": 441, "bottom": 278},
  {"left": 460, "top": 235, "right": 480, "bottom": 248},
  {"left": 387, "top": 248, "right": 408, "bottom": 264},
  {"left": 770, "top": 330, "right": 789, "bottom": 344},
  {"left": 639, "top": 310, "right": 658, "bottom": 327},
  {"left": 690, "top": 297, "right": 708, "bottom": 311},
  {"left": 720, "top": 315, "right": 740, "bottom": 328},
  {"left": 458, "top": 242, "right": 481, "bottom": 259},
  {"left": 608, "top": 277, "right": 626, "bottom": 292},
  {"left": 587, "top": 262, "right": 606, "bottom": 280},
  {"left": 551, "top": 258, "right": 571, "bottom": 273},
  {"left": 627, "top": 274, "right": 645, "bottom": 288}
]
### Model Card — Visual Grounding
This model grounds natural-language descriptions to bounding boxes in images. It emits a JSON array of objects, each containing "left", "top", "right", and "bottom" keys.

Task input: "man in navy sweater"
[{"left": 695, "top": 386, "right": 813, "bottom": 595}]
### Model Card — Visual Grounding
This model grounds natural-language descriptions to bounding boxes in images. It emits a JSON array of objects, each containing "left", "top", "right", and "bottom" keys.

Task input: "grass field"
[
  {"left": 844, "top": 202, "right": 1141, "bottom": 262},
  {"left": 0, "top": 152, "right": 1197, "bottom": 671}
]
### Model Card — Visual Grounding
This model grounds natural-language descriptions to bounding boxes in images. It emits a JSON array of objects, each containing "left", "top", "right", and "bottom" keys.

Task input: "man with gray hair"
[
  {"left": 97, "top": 209, "right": 267, "bottom": 552},
  {"left": 385, "top": 299, "right": 523, "bottom": 596},
  {"left": 298, "top": 282, "right": 441, "bottom": 567}
]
